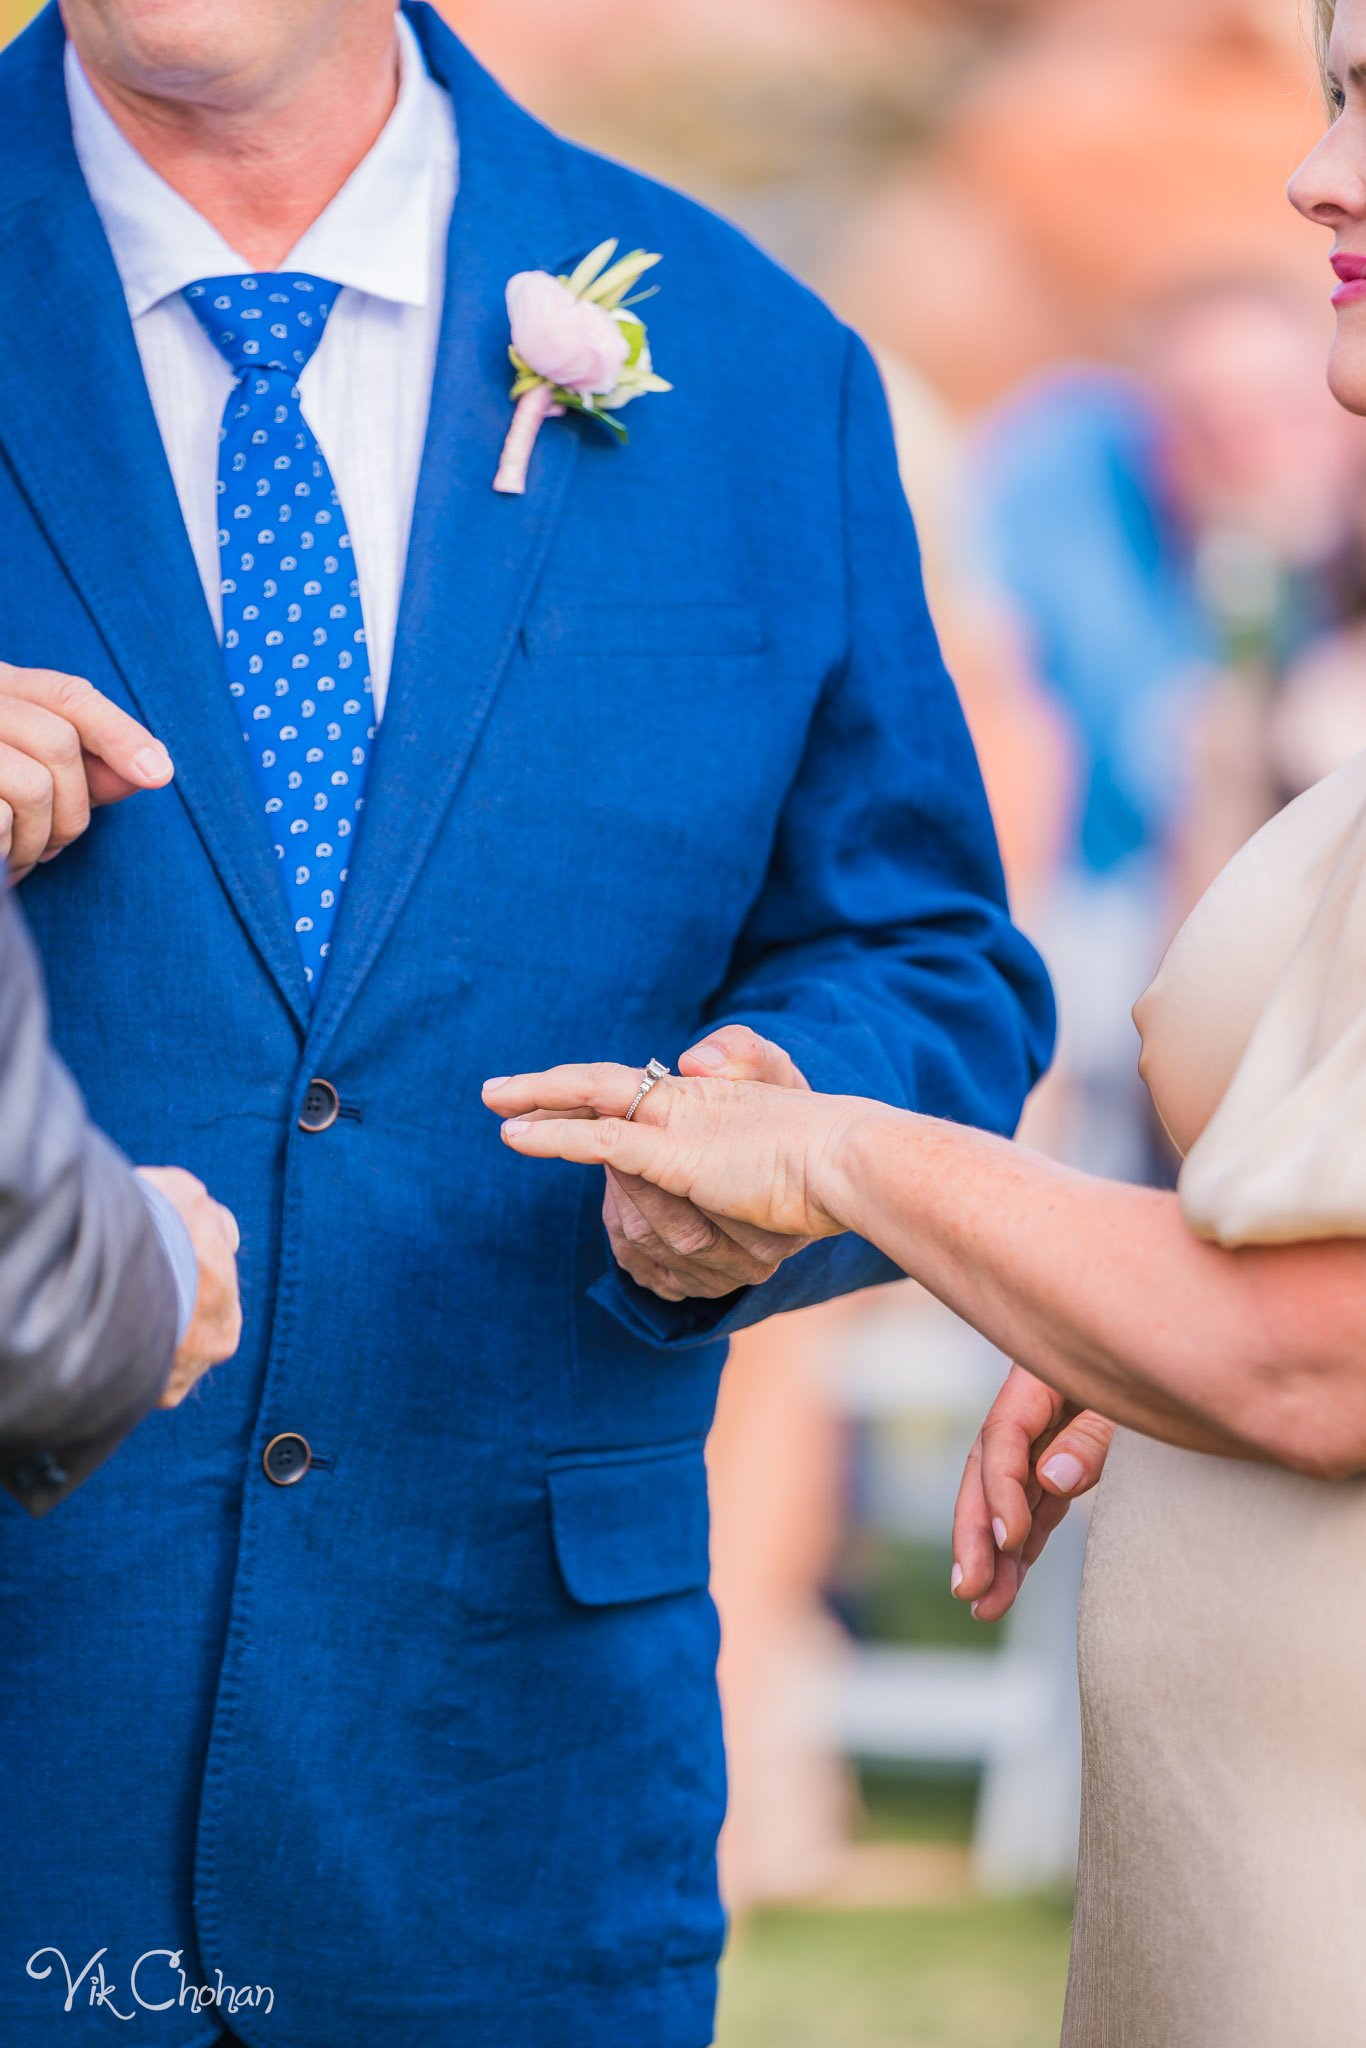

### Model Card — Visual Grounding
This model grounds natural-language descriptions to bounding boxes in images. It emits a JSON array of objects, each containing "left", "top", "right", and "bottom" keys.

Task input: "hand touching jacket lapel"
[
  {"left": 0, "top": 3, "right": 588, "bottom": 1050},
  {"left": 0, "top": 5, "right": 311, "bottom": 1026}
]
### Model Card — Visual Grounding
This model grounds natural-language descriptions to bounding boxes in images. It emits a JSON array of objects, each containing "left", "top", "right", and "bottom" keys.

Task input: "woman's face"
[{"left": 1291, "top": 0, "right": 1366, "bottom": 413}]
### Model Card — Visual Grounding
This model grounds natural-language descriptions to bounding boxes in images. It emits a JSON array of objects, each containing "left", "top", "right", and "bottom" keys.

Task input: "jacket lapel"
[
  {"left": 304, "top": 5, "right": 582, "bottom": 1060},
  {"left": 0, "top": 6, "right": 312, "bottom": 1026},
  {"left": 0, "top": 3, "right": 588, "bottom": 1048}
]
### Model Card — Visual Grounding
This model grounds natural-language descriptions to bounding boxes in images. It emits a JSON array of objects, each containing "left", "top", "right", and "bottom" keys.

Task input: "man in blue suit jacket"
[{"left": 0, "top": 2, "right": 1053, "bottom": 2042}]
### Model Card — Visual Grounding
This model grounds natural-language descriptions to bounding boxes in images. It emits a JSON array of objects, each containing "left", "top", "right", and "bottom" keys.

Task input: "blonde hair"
[{"left": 1317, "top": 0, "right": 1336, "bottom": 97}]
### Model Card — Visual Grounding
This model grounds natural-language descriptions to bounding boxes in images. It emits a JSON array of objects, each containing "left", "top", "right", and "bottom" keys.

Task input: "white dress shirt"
[{"left": 65, "top": 13, "right": 458, "bottom": 721}]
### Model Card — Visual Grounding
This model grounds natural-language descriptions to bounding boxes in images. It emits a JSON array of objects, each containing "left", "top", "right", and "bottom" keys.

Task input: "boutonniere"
[{"left": 492, "top": 239, "right": 672, "bottom": 495}]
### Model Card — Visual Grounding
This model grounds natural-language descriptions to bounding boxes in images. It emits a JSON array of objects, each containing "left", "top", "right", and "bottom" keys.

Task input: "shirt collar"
[{"left": 66, "top": 11, "right": 447, "bottom": 320}]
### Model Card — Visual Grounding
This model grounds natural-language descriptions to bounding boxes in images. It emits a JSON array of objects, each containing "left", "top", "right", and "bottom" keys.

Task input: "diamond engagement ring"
[{"left": 624, "top": 1059, "right": 671, "bottom": 1122}]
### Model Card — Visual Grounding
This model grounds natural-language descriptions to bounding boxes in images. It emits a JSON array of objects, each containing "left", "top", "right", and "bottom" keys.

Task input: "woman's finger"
[
  {"left": 978, "top": 1368, "right": 1065, "bottom": 1554},
  {"left": 1021, "top": 1489, "right": 1073, "bottom": 1567},
  {"left": 951, "top": 1437, "right": 1000, "bottom": 1603},
  {"left": 500, "top": 1109, "right": 678, "bottom": 1185},
  {"left": 483, "top": 1064, "right": 656, "bottom": 1119},
  {"left": 969, "top": 1550, "right": 1027, "bottom": 1625},
  {"left": 1036, "top": 1411, "right": 1118, "bottom": 1501}
]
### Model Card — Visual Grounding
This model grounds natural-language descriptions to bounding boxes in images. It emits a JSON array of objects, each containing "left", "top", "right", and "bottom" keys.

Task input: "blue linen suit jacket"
[{"left": 0, "top": 7, "right": 1055, "bottom": 2044}]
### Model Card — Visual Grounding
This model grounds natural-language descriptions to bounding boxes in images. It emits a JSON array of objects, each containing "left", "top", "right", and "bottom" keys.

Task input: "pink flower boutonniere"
[{"left": 492, "top": 239, "right": 672, "bottom": 495}]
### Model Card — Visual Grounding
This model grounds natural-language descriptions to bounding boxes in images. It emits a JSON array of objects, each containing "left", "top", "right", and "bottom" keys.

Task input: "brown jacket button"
[
  {"left": 262, "top": 1433, "right": 312, "bottom": 1486},
  {"left": 298, "top": 1079, "right": 340, "bottom": 1132}
]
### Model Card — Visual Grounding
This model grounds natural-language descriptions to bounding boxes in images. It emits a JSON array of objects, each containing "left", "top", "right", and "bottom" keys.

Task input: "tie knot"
[{"left": 182, "top": 272, "right": 339, "bottom": 376}]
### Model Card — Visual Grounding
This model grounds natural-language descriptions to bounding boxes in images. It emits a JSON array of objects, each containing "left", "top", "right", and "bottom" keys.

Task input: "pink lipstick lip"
[
  {"left": 1332, "top": 252, "right": 1366, "bottom": 282},
  {"left": 1333, "top": 278, "right": 1366, "bottom": 307}
]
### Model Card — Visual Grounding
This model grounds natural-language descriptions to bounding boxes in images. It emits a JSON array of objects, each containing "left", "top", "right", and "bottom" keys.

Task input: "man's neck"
[{"left": 67, "top": 19, "right": 402, "bottom": 270}]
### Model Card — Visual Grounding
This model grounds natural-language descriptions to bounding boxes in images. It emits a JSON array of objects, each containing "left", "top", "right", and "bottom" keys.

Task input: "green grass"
[
  {"left": 714, "top": 1766, "right": 1072, "bottom": 2048},
  {"left": 716, "top": 1895, "right": 1074, "bottom": 2048}
]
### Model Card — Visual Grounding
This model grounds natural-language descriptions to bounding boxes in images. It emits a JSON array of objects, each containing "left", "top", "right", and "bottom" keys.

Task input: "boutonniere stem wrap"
[{"left": 493, "top": 239, "right": 672, "bottom": 494}]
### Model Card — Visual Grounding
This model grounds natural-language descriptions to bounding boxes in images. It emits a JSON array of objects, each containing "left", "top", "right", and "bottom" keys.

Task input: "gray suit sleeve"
[{"left": 0, "top": 880, "right": 177, "bottom": 1515}]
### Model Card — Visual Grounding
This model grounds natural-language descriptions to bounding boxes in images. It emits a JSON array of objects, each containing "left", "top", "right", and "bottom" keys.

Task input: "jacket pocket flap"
[{"left": 547, "top": 1442, "right": 711, "bottom": 1607}]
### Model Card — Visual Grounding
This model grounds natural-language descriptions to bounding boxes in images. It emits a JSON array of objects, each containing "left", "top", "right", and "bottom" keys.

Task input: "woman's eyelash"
[{"left": 1331, "top": 82, "right": 1347, "bottom": 114}]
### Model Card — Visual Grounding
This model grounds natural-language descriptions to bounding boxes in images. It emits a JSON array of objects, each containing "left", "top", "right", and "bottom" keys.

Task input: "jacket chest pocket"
[{"left": 520, "top": 600, "right": 768, "bottom": 666}]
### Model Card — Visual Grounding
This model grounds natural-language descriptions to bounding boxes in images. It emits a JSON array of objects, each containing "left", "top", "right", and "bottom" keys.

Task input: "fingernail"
[
  {"left": 1040, "top": 1452, "right": 1086, "bottom": 1494},
  {"left": 970, "top": 1601, "right": 981, "bottom": 1620},
  {"left": 950, "top": 1562, "right": 964, "bottom": 1595},
  {"left": 686, "top": 1040, "right": 725, "bottom": 1071},
  {"left": 502, "top": 1119, "right": 531, "bottom": 1138},
  {"left": 992, "top": 1517, "right": 1008, "bottom": 1549},
  {"left": 133, "top": 742, "right": 173, "bottom": 783},
  {"left": 484, "top": 1077, "right": 511, "bottom": 1091}
]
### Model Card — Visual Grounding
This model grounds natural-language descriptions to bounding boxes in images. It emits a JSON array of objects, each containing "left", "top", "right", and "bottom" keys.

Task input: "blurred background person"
[{"left": 973, "top": 278, "right": 1364, "bottom": 1182}]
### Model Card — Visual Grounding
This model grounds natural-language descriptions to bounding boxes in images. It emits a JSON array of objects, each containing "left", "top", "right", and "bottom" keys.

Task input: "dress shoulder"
[{"left": 1134, "top": 749, "right": 1366, "bottom": 1245}]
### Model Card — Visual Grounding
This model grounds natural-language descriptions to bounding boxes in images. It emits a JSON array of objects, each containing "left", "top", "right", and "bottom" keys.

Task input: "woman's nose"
[{"left": 1290, "top": 121, "right": 1366, "bottom": 228}]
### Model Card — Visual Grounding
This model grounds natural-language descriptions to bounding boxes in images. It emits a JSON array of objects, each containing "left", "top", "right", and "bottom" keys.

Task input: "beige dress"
[{"left": 1062, "top": 752, "right": 1366, "bottom": 2048}]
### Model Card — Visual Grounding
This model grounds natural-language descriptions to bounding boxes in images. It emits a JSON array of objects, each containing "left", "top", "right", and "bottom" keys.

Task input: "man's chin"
[{"left": 65, "top": 0, "right": 283, "bottom": 107}]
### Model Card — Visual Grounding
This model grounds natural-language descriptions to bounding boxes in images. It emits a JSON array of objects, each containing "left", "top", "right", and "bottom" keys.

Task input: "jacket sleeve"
[
  {"left": 592, "top": 329, "right": 1057, "bottom": 1350},
  {"left": 0, "top": 879, "right": 178, "bottom": 1514}
]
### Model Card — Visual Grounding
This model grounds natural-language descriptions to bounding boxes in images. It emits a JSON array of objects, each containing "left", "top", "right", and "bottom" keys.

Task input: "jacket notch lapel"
[
  {"left": 0, "top": 6, "right": 312, "bottom": 1027},
  {"left": 305, "top": 11, "right": 586, "bottom": 1057}
]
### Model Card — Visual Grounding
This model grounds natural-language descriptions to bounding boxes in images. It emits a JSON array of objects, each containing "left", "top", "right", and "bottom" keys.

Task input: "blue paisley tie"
[{"left": 183, "top": 272, "right": 374, "bottom": 997}]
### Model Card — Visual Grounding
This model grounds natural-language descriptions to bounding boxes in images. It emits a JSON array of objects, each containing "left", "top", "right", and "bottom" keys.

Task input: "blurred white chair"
[{"left": 818, "top": 1285, "right": 1085, "bottom": 1894}]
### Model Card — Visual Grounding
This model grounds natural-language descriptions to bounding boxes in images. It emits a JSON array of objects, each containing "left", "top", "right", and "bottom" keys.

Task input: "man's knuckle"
[
  {"left": 44, "top": 671, "right": 93, "bottom": 719},
  {"left": 619, "top": 1206, "right": 655, "bottom": 1249},
  {"left": 11, "top": 757, "right": 53, "bottom": 807},
  {"left": 47, "top": 718, "right": 83, "bottom": 768},
  {"left": 666, "top": 1218, "right": 717, "bottom": 1259}
]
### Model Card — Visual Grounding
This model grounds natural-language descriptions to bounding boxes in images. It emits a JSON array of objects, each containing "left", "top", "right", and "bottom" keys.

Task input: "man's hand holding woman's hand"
[
  {"left": 482, "top": 1045, "right": 884, "bottom": 1255},
  {"left": 599, "top": 1026, "right": 816, "bottom": 1303},
  {"left": 483, "top": 1056, "right": 1121, "bottom": 1612}
]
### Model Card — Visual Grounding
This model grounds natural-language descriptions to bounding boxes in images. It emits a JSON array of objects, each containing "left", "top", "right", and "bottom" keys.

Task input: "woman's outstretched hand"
[
  {"left": 482, "top": 1062, "right": 889, "bottom": 1243},
  {"left": 952, "top": 1365, "right": 1117, "bottom": 1623}
]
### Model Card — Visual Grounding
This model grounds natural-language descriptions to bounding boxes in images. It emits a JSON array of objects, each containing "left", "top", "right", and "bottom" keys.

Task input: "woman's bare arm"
[
  {"left": 487, "top": 1065, "right": 1366, "bottom": 1482},
  {"left": 835, "top": 1113, "right": 1366, "bottom": 1480}
]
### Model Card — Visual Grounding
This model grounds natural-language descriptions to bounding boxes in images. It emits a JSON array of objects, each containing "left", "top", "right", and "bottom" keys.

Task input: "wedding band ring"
[{"left": 625, "top": 1058, "right": 670, "bottom": 1122}]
